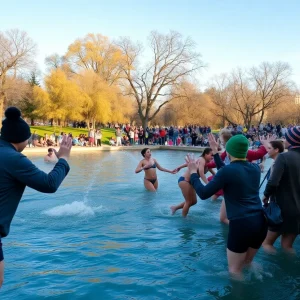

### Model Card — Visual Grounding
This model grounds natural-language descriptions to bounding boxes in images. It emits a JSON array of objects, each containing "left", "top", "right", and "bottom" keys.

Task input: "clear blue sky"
[{"left": 1, "top": 0, "right": 300, "bottom": 87}]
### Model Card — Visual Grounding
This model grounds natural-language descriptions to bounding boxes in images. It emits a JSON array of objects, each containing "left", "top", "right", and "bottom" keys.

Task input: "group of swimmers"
[
  {"left": 135, "top": 129, "right": 273, "bottom": 220},
  {"left": 135, "top": 128, "right": 300, "bottom": 279},
  {"left": 1, "top": 105, "right": 300, "bottom": 286}
]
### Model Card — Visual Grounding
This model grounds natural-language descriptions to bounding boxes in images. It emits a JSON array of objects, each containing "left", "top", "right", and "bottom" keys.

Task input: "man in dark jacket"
[
  {"left": 263, "top": 126, "right": 300, "bottom": 253},
  {"left": 0, "top": 107, "right": 72, "bottom": 287}
]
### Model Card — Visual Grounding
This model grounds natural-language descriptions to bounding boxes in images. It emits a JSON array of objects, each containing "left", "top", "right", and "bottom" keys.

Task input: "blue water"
[{"left": 2, "top": 150, "right": 300, "bottom": 299}]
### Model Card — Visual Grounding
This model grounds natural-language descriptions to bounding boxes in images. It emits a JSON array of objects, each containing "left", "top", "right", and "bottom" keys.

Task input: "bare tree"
[
  {"left": 117, "top": 31, "right": 204, "bottom": 129},
  {"left": 45, "top": 53, "right": 64, "bottom": 69},
  {"left": 209, "top": 62, "right": 294, "bottom": 129},
  {"left": 249, "top": 62, "right": 294, "bottom": 125},
  {"left": 207, "top": 74, "right": 236, "bottom": 127},
  {"left": 0, "top": 29, "right": 36, "bottom": 123}
]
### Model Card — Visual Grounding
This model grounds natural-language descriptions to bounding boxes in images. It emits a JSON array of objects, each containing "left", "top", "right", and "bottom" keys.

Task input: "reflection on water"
[
  {"left": 178, "top": 227, "right": 196, "bottom": 244},
  {"left": 2, "top": 151, "right": 300, "bottom": 299}
]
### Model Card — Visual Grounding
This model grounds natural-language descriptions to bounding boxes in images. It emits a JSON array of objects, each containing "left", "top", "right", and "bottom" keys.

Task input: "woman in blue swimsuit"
[
  {"left": 171, "top": 148, "right": 215, "bottom": 217},
  {"left": 135, "top": 148, "right": 176, "bottom": 191}
]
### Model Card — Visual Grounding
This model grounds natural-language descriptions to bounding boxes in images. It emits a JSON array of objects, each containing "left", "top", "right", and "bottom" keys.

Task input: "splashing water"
[{"left": 42, "top": 201, "right": 101, "bottom": 217}]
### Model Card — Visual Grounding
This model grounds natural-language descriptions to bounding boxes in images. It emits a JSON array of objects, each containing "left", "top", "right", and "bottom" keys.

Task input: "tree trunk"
[
  {"left": 258, "top": 110, "right": 265, "bottom": 126},
  {"left": 58, "top": 119, "right": 61, "bottom": 126},
  {"left": 142, "top": 116, "right": 149, "bottom": 131},
  {"left": 50, "top": 118, "right": 53, "bottom": 126},
  {"left": 30, "top": 118, "right": 35, "bottom": 126}
]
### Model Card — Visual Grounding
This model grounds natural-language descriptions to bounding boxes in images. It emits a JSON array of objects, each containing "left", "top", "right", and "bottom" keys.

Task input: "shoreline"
[{"left": 23, "top": 145, "right": 205, "bottom": 154}]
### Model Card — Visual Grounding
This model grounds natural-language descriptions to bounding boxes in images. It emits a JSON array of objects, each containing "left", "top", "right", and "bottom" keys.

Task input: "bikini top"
[{"left": 144, "top": 162, "right": 157, "bottom": 170}]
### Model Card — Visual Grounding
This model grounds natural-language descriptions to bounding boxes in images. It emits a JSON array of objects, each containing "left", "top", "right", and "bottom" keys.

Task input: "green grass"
[{"left": 30, "top": 126, "right": 116, "bottom": 145}]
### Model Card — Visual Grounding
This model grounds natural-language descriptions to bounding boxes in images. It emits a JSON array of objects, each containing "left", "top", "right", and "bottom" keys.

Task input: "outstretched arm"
[
  {"left": 154, "top": 159, "right": 174, "bottom": 174},
  {"left": 10, "top": 156, "right": 70, "bottom": 193},
  {"left": 185, "top": 153, "right": 225, "bottom": 199},
  {"left": 174, "top": 163, "right": 188, "bottom": 172}
]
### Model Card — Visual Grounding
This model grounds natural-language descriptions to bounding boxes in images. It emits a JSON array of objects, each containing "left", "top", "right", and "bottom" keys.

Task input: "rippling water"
[{"left": 2, "top": 150, "right": 300, "bottom": 299}]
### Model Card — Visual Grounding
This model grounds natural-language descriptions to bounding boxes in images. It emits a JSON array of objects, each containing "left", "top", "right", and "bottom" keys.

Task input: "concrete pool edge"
[{"left": 23, "top": 145, "right": 205, "bottom": 154}]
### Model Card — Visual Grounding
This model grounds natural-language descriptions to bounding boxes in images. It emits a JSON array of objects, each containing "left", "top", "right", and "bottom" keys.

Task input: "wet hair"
[
  {"left": 270, "top": 140, "right": 284, "bottom": 153},
  {"left": 141, "top": 148, "right": 150, "bottom": 157},
  {"left": 201, "top": 147, "right": 212, "bottom": 157}
]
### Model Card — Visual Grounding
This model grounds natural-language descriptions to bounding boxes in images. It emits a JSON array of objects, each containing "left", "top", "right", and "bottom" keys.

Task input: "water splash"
[{"left": 42, "top": 201, "right": 102, "bottom": 217}]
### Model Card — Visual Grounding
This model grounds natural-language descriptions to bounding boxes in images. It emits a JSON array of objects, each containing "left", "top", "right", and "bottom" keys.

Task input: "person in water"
[
  {"left": 263, "top": 127, "right": 300, "bottom": 254},
  {"left": 259, "top": 140, "right": 284, "bottom": 253},
  {"left": 0, "top": 107, "right": 72, "bottom": 288},
  {"left": 206, "top": 130, "right": 273, "bottom": 224},
  {"left": 44, "top": 148, "right": 58, "bottom": 163},
  {"left": 186, "top": 133, "right": 267, "bottom": 279},
  {"left": 135, "top": 148, "right": 177, "bottom": 191},
  {"left": 170, "top": 148, "right": 215, "bottom": 217}
]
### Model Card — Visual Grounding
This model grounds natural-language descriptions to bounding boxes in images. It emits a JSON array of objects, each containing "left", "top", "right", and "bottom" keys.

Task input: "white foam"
[{"left": 42, "top": 201, "right": 102, "bottom": 217}]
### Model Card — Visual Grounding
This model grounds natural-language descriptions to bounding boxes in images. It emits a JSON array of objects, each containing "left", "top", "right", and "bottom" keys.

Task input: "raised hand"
[
  {"left": 54, "top": 135, "right": 72, "bottom": 161},
  {"left": 259, "top": 134, "right": 277, "bottom": 148},
  {"left": 185, "top": 154, "right": 198, "bottom": 174},
  {"left": 208, "top": 133, "right": 219, "bottom": 154}
]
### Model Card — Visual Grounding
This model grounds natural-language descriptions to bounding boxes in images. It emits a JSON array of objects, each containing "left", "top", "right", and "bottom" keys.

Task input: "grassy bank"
[{"left": 30, "top": 126, "right": 116, "bottom": 145}]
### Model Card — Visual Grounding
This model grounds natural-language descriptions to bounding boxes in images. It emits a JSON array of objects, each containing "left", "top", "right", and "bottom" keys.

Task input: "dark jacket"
[
  {"left": 264, "top": 148, "right": 300, "bottom": 218},
  {"left": 190, "top": 154, "right": 263, "bottom": 220},
  {"left": 0, "top": 139, "right": 70, "bottom": 237}
]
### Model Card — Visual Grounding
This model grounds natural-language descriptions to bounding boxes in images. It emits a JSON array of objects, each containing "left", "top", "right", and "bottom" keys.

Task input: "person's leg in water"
[
  {"left": 227, "top": 249, "right": 247, "bottom": 280},
  {"left": 262, "top": 230, "right": 280, "bottom": 254},
  {"left": 171, "top": 181, "right": 197, "bottom": 217},
  {"left": 144, "top": 178, "right": 158, "bottom": 192},
  {"left": 281, "top": 233, "right": 297, "bottom": 254},
  {"left": 220, "top": 199, "right": 229, "bottom": 225},
  {"left": 170, "top": 180, "right": 187, "bottom": 214}
]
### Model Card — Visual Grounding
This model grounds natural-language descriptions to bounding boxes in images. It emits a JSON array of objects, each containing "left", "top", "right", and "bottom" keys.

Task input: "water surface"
[{"left": 2, "top": 150, "right": 300, "bottom": 299}]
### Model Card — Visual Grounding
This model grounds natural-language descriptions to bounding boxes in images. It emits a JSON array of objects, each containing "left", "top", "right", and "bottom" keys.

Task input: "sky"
[{"left": 1, "top": 0, "right": 300, "bottom": 88}]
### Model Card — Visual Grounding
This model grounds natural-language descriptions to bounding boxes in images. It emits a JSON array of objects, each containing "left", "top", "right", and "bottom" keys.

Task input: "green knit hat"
[{"left": 225, "top": 134, "right": 249, "bottom": 159}]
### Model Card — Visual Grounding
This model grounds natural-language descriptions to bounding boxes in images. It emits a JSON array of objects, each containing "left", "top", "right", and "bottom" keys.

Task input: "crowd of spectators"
[{"left": 22, "top": 122, "right": 297, "bottom": 148}]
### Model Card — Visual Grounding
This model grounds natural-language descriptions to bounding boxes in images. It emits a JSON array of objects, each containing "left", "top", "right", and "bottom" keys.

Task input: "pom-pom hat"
[
  {"left": 1, "top": 107, "right": 31, "bottom": 143},
  {"left": 285, "top": 126, "right": 300, "bottom": 147}
]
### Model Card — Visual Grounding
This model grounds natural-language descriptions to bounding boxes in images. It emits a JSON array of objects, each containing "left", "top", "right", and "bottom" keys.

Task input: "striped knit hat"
[{"left": 285, "top": 126, "right": 300, "bottom": 147}]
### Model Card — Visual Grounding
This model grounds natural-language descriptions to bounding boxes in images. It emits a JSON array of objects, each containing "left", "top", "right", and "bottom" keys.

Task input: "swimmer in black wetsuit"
[
  {"left": 170, "top": 148, "right": 215, "bottom": 217},
  {"left": 135, "top": 148, "right": 177, "bottom": 192}
]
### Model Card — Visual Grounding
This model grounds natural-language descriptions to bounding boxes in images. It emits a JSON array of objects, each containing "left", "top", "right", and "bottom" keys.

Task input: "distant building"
[{"left": 296, "top": 95, "right": 300, "bottom": 105}]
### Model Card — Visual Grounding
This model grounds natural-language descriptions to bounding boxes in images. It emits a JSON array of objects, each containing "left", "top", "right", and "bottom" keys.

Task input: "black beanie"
[{"left": 1, "top": 107, "right": 31, "bottom": 143}]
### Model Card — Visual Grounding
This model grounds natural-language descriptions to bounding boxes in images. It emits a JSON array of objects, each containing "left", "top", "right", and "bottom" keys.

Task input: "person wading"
[{"left": 186, "top": 133, "right": 267, "bottom": 279}]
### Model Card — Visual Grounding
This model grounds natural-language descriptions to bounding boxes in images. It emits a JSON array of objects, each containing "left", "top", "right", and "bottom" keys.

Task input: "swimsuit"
[
  {"left": 144, "top": 162, "right": 157, "bottom": 185},
  {"left": 178, "top": 170, "right": 201, "bottom": 185},
  {"left": 144, "top": 178, "right": 157, "bottom": 185},
  {"left": 178, "top": 176, "right": 190, "bottom": 184},
  {"left": 144, "top": 163, "right": 156, "bottom": 170}
]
